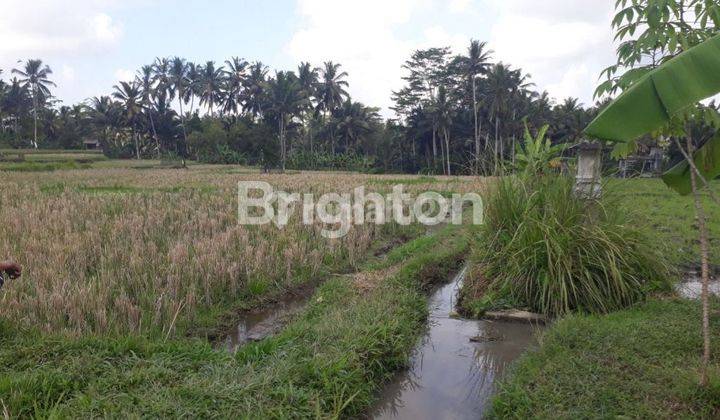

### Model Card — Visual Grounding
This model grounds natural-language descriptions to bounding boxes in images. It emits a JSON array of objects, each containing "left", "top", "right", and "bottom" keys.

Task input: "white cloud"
[
  {"left": 286, "top": 0, "right": 471, "bottom": 116},
  {"left": 114, "top": 68, "right": 135, "bottom": 82},
  {"left": 286, "top": 0, "right": 617, "bottom": 115},
  {"left": 488, "top": 0, "right": 616, "bottom": 105},
  {"left": 286, "top": 0, "right": 423, "bottom": 115},
  {"left": 449, "top": 0, "right": 472, "bottom": 13},
  {"left": 0, "top": 1, "right": 124, "bottom": 59},
  {"left": 61, "top": 65, "right": 76, "bottom": 82},
  {"left": 88, "top": 13, "right": 124, "bottom": 44},
  {"left": 421, "top": 26, "right": 468, "bottom": 52}
]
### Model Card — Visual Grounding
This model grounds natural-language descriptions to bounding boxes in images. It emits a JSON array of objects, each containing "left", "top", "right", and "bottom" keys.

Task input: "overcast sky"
[{"left": 0, "top": 0, "right": 618, "bottom": 116}]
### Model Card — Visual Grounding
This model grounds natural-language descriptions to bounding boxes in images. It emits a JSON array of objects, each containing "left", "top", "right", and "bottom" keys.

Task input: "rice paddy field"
[
  {"left": 0, "top": 159, "right": 487, "bottom": 338},
  {"left": 0, "top": 154, "right": 717, "bottom": 418}
]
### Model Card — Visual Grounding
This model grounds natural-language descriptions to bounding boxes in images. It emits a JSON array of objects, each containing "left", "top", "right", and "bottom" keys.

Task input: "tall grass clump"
[{"left": 467, "top": 175, "right": 672, "bottom": 317}]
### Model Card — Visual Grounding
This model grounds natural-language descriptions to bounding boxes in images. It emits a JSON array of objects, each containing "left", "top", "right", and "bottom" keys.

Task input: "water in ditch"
[
  {"left": 676, "top": 269, "right": 720, "bottom": 300},
  {"left": 370, "top": 266, "right": 543, "bottom": 419},
  {"left": 221, "top": 293, "right": 309, "bottom": 352}
]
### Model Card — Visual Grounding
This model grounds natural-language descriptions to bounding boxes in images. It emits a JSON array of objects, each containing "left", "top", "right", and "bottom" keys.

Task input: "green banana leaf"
[
  {"left": 662, "top": 131, "right": 720, "bottom": 195},
  {"left": 585, "top": 33, "right": 720, "bottom": 143}
]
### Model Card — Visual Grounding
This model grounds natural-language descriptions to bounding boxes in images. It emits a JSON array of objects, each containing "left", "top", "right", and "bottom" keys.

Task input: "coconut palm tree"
[
  {"left": 243, "top": 61, "right": 268, "bottom": 119},
  {"left": 456, "top": 40, "right": 492, "bottom": 174},
  {"left": 136, "top": 65, "right": 160, "bottom": 155},
  {"left": 1, "top": 79, "right": 31, "bottom": 136},
  {"left": 317, "top": 62, "right": 349, "bottom": 154},
  {"left": 432, "top": 85, "right": 455, "bottom": 175},
  {"left": 86, "top": 96, "right": 117, "bottom": 142},
  {"left": 222, "top": 57, "right": 247, "bottom": 115},
  {"left": 12, "top": 59, "right": 55, "bottom": 148},
  {"left": 485, "top": 63, "right": 529, "bottom": 168},
  {"left": 185, "top": 62, "right": 200, "bottom": 115},
  {"left": 297, "top": 62, "right": 319, "bottom": 151},
  {"left": 266, "top": 71, "right": 307, "bottom": 171},
  {"left": 198, "top": 61, "right": 225, "bottom": 116},
  {"left": 112, "top": 81, "right": 143, "bottom": 159},
  {"left": 152, "top": 57, "right": 172, "bottom": 98},
  {"left": 317, "top": 61, "right": 349, "bottom": 115},
  {"left": 334, "top": 99, "right": 377, "bottom": 153},
  {"left": 169, "top": 57, "right": 189, "bottom": 146}
]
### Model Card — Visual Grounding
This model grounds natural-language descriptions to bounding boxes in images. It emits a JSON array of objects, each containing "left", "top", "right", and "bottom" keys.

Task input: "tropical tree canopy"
[{"left": 586, "top": 33, "right": 720, "bottom": 143}]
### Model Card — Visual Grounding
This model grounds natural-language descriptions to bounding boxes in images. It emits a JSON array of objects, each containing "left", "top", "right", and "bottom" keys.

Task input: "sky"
[{"left": 0, "top": 0, "right": 618, "bottom": 116}]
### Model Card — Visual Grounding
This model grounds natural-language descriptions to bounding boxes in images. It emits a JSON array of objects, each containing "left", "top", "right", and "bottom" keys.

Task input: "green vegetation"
[
  {"left": 612, "top": 178, "right": 720, "bottom": 266},
  {"left": 462, "top": 175, "right": 671, "bottom": 317},
  {"left": 0, "top": 161, "right": 91, "bottom": 172},
  {"left": 0, "top": 150, "right": 107, "bottom": 171},
  {"left": 491, "top": 299, "right": 720, "bottom": 419},
  {"left": 0, "top": 224, "right": 468, "bottom": 418}
]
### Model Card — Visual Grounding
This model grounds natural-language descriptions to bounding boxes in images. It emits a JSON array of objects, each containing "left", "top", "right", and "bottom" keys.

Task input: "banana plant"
[
  {"left": 585, "top": 33, "right": 720, "bottom": 386},
  {"left": 514, "top": 122, "right": 565, "bottom": 176}
]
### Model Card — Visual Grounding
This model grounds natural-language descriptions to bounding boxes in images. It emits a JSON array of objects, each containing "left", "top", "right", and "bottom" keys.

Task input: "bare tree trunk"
[
  {"left": 445, "top": 128, "right": 451, "bottom": 176},
  {"left": 439, "top": 131, "right": 446, "bottom": 176},
  {"left": 686, "top": 135, "right": 711, "bottom": 387},
  {"left": 432, "top": 128, "right": 438, "bottom": 172}
]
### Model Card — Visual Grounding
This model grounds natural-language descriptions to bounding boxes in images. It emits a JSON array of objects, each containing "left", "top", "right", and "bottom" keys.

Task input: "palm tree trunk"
[
  {"left": 147, "top": 109, "right": 159, "bottom": 158},
  {"left": 32, "top": 91, "right": 38, "bottom": 149},
  {"left": 178, "top": 95, "right": 188, "bottom": 152},
  {"left": 279, "top": 115, "right": 286, "bottom": 172},
  {"left": 133, "top": 128, "right": 140, "bottom": 159},
  {"left": 686, "top": 135, "right": 711, "bottom": 387},
  {"left": 473, "top": 77, "right": 479, "bottom": 175},
  {"left": 494, "top": 116, "right": 500, "bottom": 172}
]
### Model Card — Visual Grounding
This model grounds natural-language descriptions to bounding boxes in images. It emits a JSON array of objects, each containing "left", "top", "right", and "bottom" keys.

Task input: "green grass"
[
  {"left": 23, "top": 153, "right": 108, "bottom": 163},
  {"left": 0, "top": 224, "right": 469, "bottom": 418},
  {"left": 611, "top": 178, "right": 720, "bottom": 267},
  {"left": 463, "top": 175, "right": 672, "bottom": 317},
  {"left": 490, "top": 298, "right": 720, "bottom": 419},
  {"left": 368, "top": 176, "right": 440, "bottom": 185},
  {"left": 0, "top": 161, "right": 92, "bottom": 172},
  {"left": 471, "top": 177, "right": 720, "bottom": 418},
  {"left": 0, "top": 149, "right": 103, "bottom": 155}
]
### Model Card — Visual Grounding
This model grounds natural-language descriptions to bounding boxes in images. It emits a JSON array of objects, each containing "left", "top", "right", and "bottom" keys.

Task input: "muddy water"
[
  {"left": 370, "top": 266, "right": 542, "bottom": 419},
  {"left": 222, "top": 294, "right": 308, "bottom": 352}
]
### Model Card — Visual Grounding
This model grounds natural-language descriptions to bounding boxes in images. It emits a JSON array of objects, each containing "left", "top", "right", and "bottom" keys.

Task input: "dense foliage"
[{"left": 1, "top": 44, "right": 597, "bottom": 174}]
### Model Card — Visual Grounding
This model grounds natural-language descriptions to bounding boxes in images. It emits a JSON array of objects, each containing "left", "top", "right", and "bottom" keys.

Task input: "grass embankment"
[
  {"left": 461, "top": 176, "right": 672, "bottom": 318},
  {"left": 0, "top": 149, "right": 107, "bottom": 172},
  {"left": 491, "top": 299, "right": 720, "bottom": 418},
  {"left": 488, "top": 178, "right": 720, "bottom": 418},
  {"left": 612, "top": 178, "right": 720, "bottom": 267},
  {"left": 0, "top": 225, "right": 469, "bottom": 417}
]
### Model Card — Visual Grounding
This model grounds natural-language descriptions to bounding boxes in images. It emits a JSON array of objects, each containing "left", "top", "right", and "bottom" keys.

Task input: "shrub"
[{"left": 464, "top": 175, "right": 672, "bottom": 317}]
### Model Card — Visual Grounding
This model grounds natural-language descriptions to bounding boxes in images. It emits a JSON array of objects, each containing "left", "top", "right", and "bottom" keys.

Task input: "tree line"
[{"left": 0, "top": 41, "right": 599, "bottom": 174}]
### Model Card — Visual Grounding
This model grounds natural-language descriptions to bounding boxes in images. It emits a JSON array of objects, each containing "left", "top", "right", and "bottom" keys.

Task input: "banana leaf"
[
  {"left": 662, "top": 131, "right": 720, "bottom": 195},
  {"left": 585, "top": 33, "right": 720, "bottom": 143}
]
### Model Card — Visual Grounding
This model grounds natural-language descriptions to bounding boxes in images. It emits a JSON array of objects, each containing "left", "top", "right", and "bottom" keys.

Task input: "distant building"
[
  {"left": 83, "top": 139, "right": 102, "bottom": 151},
  {"left": 618, "top": 146, "right": 664, "bottom": 178}
]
